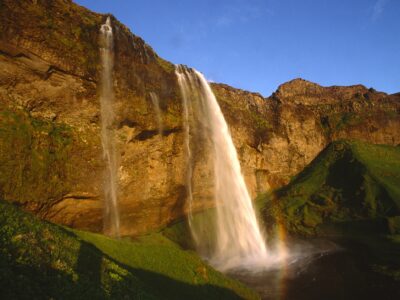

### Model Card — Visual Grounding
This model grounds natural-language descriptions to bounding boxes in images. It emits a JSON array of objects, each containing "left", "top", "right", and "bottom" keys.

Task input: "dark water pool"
[{"left": 229, "top": 239, "right": 400, "bottom": 300}]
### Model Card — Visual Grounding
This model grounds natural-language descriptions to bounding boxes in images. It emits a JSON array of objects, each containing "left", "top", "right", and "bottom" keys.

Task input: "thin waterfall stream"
[
  {"left": 149, "top": 92, "right": 164, "bottom": 135},
  {"left": 99, "top": 17, "right": 120, "bottom": 237}
]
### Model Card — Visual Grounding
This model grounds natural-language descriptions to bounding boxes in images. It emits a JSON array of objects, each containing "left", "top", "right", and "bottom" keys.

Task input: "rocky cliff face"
[
  {"left": 0, "top": 0, "right": 399, "bottom": 236},
  {"left": 215, "top": 79, "right": 400, "bottom": 188}
]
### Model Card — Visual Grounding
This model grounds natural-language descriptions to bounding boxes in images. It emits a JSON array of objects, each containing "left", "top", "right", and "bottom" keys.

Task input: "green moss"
[
  {"left": 0, "top": 200, "right": 155, "bottom": 299},
  {"left": 320, "top": 112, "right": 370, "bottom": 137},
  {"left": 249, "top": 111, "right": 272, "bottom": 137},
  {"left": 0, "top": 1, "right": 101, "bottom": 77},
  {"left": 162, "top": 219, "right": 195, "bottom": 249},
  {"left": 162, "top": 207, "right": 218, "bottom": 254},
  {"left": 76, "top": 231, "right": 258, "bottom": 299},
  {"left": 264, "top": 140, "right": 400, "bottom": 236},
  {"left": 156, "top": 56, "right": 175, "bottom": 73},
  {"left": 0, "top": 200, "right": 258, "bottom": 299},
  {"left": 337, "top": 112, "right": 363, "bottom": 130},
  {"left": 0, "top": 109, "right": 74, "bottom": 206}
]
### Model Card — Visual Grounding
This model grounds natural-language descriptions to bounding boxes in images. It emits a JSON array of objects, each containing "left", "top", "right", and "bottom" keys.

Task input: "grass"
[
  {"left": 162, "top": 191, "right": 270, "bottom": 243},
  {"left": 161, "top": 206, "right": 218, "bottom": 257},
  {"left": 263, "top": 140, "right": 400, "bottom": 236},
  {"left": 0, "top": 200, "right": 259, "bottom": 299}
]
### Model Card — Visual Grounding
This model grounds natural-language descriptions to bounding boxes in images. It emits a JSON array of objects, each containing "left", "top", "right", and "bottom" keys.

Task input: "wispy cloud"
[
  {"left": 371, "top": 0, "right": 389, "bottom": 20},
  {"left": 216, "top": 0, "right": 274, "bottom": 28},
  {"left": 169, "top": 0, "right": 274, "bottom": 48}
]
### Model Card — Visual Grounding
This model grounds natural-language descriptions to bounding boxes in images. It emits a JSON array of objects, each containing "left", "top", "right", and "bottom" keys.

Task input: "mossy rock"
[{"left": 0, "top": 109, "right": 75, "bottom": 207}]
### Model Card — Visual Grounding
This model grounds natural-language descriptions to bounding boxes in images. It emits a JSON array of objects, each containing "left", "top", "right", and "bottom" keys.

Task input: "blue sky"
[{"left": 75, "top": 0, "right": 399, "bottom": 96}]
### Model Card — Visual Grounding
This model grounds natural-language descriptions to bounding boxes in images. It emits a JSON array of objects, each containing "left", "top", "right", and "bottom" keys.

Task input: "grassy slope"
[
  {"left": 262, "top": 140, "right": 400, "bottom": 281},
  {"left": 264, "top": 140, "right": 400, "bottom": 235},
  {"left": 0, "top": 200, "right": 258, "bottom": 300}
]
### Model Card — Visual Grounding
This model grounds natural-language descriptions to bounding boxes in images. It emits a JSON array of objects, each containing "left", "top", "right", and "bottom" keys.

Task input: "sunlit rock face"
[
  {"left": 214, "top": 80, "right": 400, "bottom": 187},
  {"left": 0, "top": 0, "right": 399, "bottom": 236}
]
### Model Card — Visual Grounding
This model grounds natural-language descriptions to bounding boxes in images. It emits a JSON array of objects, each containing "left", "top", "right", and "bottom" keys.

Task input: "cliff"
[{"left": 0, "top": 0, "right": 399, "bottom": 236}]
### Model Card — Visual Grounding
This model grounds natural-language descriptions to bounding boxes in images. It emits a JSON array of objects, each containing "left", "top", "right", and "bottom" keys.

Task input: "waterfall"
[
  {"left": 149, "top": 92, "right": 164, "bottom": 135},
  {"left": 99, "top": 17, "right": 120, "bottom": 237},
  {"left": 176, "top": 65, "right": 268, "bottom": 271},
  {"left": 176, "top": 66, "right": 197, "bottom": 244}
]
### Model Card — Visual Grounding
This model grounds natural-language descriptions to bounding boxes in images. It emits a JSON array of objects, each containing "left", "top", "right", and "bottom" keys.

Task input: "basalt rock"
[{"left": 0, "top": 0, "right": 399, "bottom": 236}]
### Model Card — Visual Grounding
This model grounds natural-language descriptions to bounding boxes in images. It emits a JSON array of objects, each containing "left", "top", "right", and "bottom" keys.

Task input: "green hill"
[
  {"left": 262, "top": 140, "right": 400, "bottom": 282},
  {"left": 264, "top": 140, "right": 400, "bottom": 236},
  {"left": 0, "top": 200, "right": 258, "bottom": 300}
]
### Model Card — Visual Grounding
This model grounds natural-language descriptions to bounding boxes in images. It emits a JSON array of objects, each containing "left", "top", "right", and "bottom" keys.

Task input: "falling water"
[
  {"left": 99, "top": 17, "right": 120, "bottom": 237},
  {"left": 149, "top": 92, "right": 164, "bottom": 135},
  {"left": 176, "top": 66, "right": 268, "bottom": 271},
  {"left": 176, "top": 66, "right": 197, "bottom": 244}
]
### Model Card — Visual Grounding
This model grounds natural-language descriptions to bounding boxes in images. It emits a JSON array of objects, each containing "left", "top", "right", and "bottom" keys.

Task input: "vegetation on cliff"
[
  {"left": 0, "top": 0, "right": 399, "bottom": 236},
  {"left": 0, "top": 200, "right": 258, "bottom": 299},
  {"left": 0, "top": 0, "right": 101, "bottom": 78},
  {"left": 0, "top": 109, "right": 74, "bottom": 208},
  {"left": 0, "top": 0, "right": 398, "bottom": 299}
]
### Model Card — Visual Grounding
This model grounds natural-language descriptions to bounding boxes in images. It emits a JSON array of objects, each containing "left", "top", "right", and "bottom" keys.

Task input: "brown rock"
[{"left": 0, "top": 0, "right": 398, "bottom": 236}]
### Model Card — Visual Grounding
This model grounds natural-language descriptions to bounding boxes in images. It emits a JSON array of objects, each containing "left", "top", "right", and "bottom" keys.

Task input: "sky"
[{"left": 75, "top": 0, "right": 399, "bottom": 96}]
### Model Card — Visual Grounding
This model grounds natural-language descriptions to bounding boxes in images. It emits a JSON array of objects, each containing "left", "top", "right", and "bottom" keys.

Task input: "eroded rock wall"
[{"left": 0, "top": 0, "right": 398, "bottom": 236}]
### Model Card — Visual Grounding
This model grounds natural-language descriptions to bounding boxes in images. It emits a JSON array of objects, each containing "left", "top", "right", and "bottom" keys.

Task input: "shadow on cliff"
[{"left": 160, "top": 130, "right": 187, "bottom": 225}]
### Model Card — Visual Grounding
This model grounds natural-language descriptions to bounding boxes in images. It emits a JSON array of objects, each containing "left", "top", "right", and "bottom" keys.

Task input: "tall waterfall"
[
  {"left": 176, "top": 66, "right": 268, "bottom": 271},
  {"left": 99, "top": 17, "right": 120, "bottom": 237}
]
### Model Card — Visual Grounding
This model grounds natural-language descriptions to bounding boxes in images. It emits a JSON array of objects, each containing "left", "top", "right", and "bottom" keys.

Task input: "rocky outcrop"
[
  {"left": 214, "top": 78, "right": 400, "bottom": 187},
  {"left": 0, "top": 0, "right": 399, "bottom": 236}
]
